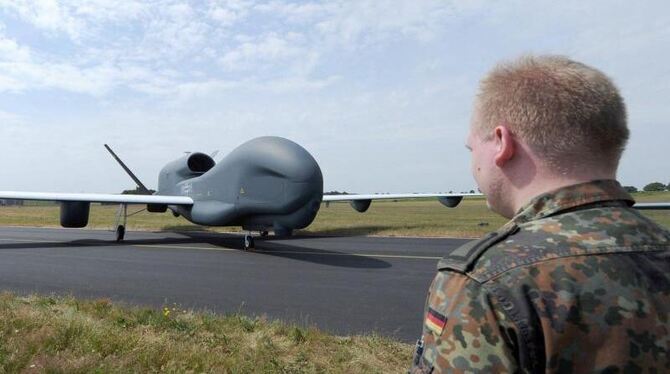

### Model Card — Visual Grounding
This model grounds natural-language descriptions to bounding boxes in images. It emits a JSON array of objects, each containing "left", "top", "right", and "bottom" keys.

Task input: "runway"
[{"left": 0, "top": 227, "right": 469, "bottom": 342}]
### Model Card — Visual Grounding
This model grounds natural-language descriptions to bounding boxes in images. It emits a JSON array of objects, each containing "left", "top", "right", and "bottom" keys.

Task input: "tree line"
[{"left": 623, "top": 182, "right": 670, "bottom": 193}]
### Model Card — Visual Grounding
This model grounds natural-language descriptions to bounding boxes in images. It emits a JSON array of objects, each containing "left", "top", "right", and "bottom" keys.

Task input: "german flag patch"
[{"left": 425, "top": 307, "right": 447, "bottom": 335}]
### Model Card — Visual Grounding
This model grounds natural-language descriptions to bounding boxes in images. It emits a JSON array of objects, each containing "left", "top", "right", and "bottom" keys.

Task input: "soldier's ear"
[{"left": 493, "top": 125, "right": 515, "bottom": 167}]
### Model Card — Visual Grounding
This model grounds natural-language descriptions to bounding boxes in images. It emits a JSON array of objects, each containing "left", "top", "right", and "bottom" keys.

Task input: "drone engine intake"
[
  {"left": 60, "top": 201, "right": 90, "bottom": 228},
  {"left": 157, "top": 152, "right": 216, "bottom": 190}
]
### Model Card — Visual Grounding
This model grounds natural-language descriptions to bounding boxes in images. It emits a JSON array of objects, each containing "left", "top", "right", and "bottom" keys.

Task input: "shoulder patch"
[
  {"left": 425, "top": 307, "right": 447, "bottom": 335},
  {"left": 438, "top": 223, "right": 519, "bottom": 273}
]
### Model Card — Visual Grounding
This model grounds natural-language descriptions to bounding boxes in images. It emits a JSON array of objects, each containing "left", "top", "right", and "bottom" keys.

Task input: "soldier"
[{"left": 410, "top": 55, "right": 670, "bottom": 373}]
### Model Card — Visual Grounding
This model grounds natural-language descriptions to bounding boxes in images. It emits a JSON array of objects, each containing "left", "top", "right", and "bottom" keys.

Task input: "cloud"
[
  {"left": 0, "top": 0, "right": 460, "bottom": 98},
  {"left": 253, "top": 1, "right": 332, "bottom": 23},
  {"left": 316, "top": 0, "right": 451, "bottom": 46},
  {"left": 0, "top": 0, "right": 667, "bottom": 193},
  {"left": 0, "top": 30, "right": 114, "bottom": 94},
  {"left": 0, "top": 0, "right": 147, "bottom": 42},
  {"left": 0, "top": 31, "right": 175, "bottom": 96},
  {"left": 255, "top": 0, "right": 451, "bottom": 45},
  {"left": 0, "top": 33, "right": 31, "bottom": 61},
  {"left": 208, "top": 0, "right": 253, "bottom": 26},
  {"left": 220, "top": 33, "right": 300, "bottom": 69},
  {"left": 0, "top": 108, "right": 23, "bottom": 125},
  {"left": 0, "top": 0, "right": 84, "bottom": 39}
]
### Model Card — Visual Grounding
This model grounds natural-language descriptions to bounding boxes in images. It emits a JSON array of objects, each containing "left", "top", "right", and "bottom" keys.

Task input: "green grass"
[
  {"left": 0, "top": 292, "right": 411, "bottom": 373},
  {"left": 626, "top": 191, "right": 670, "bottom": 229},
  {"left": 307, "top": 197, "right": 507, "bottom": 237},
  {"left": 0, "top": 192, "right": 668, "bottom": 238}
]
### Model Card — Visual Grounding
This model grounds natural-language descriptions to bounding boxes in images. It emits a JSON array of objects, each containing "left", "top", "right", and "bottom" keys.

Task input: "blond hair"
[{"left": 476, "top": 55, "right": 628, "bottom": 171}]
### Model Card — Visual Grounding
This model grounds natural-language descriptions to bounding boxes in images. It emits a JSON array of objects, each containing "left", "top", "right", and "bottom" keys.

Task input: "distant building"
[{"left": 0, "top": 199, "right": 24, "bottom": 206}]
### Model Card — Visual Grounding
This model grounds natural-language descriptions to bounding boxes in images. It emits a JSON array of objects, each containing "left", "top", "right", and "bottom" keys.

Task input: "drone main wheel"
[{"left": 115, "top": 225, "right": 126, "bottom": 242}]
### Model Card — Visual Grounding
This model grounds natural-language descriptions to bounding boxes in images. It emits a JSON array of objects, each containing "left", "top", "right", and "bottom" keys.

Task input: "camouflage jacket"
[{"left": 410, "top": 180, "right": 670, "bottom": 373}]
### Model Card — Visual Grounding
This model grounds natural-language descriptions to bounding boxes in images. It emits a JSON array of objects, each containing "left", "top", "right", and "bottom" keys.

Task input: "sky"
[{"left": 0, "top": 0, "right": 667, "bottom": 194}]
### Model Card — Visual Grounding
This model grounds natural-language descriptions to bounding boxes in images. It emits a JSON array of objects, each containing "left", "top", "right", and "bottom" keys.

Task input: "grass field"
[
  {"left": 0, "top": 292, "right": 411, "bottom": 373},
  {"left": 1, "top": 192, "right": 668, "bottom": 238}
]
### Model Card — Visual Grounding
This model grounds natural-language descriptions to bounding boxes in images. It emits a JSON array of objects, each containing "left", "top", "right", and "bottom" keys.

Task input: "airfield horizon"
[{"left": 0, "top": 192, "right": 667, "bottom": 238}]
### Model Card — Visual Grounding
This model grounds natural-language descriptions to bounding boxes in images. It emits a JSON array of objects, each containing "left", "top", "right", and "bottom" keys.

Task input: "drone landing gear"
[
  {"left": 112, "top": 204, "right": 148, "bottom": 242},
  {"left": 113, "top": 204, "right": 128, "bottom": 242},
  {"left": 242, "top": 229, "right": 271, "bottom": 250},
  {"left": 115, "top": 225, "right": 126, "bottom": 242},
  {"left": 241, "top": 227, "right": 286, "bottom": 250},
  {"left": 243, "top": 233, "right": 255, "bottom": 250}
]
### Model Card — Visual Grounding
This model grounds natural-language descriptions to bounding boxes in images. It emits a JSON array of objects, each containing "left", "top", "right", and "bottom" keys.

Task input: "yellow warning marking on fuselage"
[
  {"left": 134, "top": 244, "right": 441, "bottom": 260},
  {"left": 239, "top": 187, "right": 245, "bottom": 194}
]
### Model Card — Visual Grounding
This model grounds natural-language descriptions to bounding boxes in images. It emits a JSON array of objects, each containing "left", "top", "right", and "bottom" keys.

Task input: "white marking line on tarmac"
[
  {"left": 136, "top": 244, "right": 237, "bottom": 252},
  {"left": 134, "top": 244, "right": 442, "bottom": 260},
  {"left": 0, "top": 239, "right": 441, "bottom": 260},
  {"left": 0, "top": 238, "right": 54, "bottom": 243}
]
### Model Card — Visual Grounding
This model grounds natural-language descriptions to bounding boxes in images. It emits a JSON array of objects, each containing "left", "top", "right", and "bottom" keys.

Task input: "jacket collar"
[{"left": 512, "top": 180, "right": 635, "bottom": 224}]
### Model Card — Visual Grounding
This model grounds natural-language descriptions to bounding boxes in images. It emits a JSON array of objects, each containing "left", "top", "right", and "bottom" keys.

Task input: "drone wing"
[{"left": 0, "top": 191, "right": 193, "bottom": 205}]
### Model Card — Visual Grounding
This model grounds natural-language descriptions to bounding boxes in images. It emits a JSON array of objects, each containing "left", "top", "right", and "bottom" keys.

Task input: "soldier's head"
[{"left": 467, "top": 55, "right": 628, "bottom": 217}]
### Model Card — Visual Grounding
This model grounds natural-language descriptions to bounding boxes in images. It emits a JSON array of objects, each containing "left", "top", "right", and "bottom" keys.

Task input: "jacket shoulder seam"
[{"left": 477, "top": 244, "right": 669, "bottom": 283}]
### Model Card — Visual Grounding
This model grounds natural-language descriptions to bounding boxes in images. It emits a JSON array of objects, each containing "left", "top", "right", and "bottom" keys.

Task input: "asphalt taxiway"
[{"left": 0, "top": 227, "right": 468, "bottom": 342}]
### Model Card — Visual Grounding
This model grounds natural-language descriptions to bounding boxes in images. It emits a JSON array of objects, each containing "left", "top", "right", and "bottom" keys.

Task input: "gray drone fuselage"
[
  {"left": 158, "top": 136, "right": 324, "bottom": 234},
  {"left": 35, "top": 136, "right": 474, "bottom": 235}
]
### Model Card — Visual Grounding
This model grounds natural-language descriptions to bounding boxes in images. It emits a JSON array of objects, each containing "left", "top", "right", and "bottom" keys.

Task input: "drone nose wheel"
[{"left": 243, "top": 234, "right": 255, "bottom": 250}]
